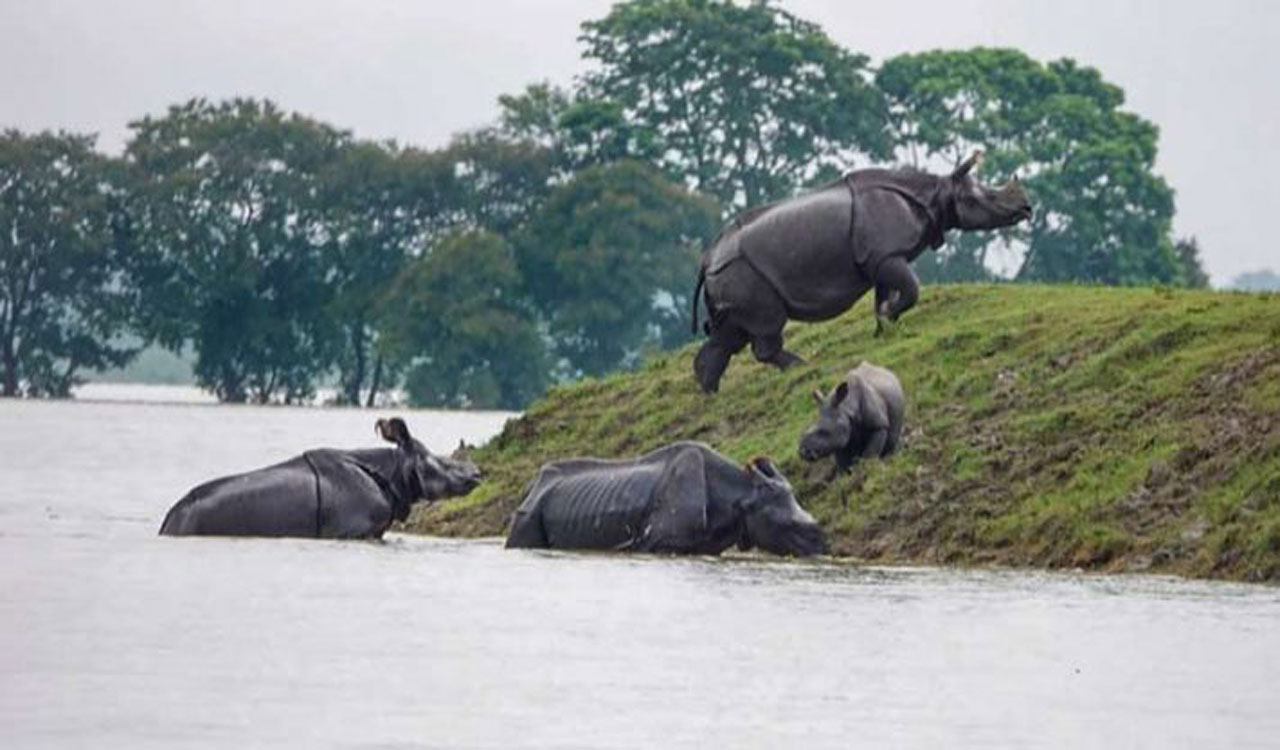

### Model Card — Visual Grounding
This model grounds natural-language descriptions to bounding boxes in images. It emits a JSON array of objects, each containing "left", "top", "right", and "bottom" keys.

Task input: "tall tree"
[
  {"left": 877, "top": 48, "right": 1200, "bottom": 286},
  {"left": 0, "top": 130, "right": 138, "bottom": 397},
  {"left": 316, "top": 141, "right": 455, "bottom": 406},
  {"left": 579, "top": 0, "right": 888, "bottom": 210},
  {"left": 125, "top": 99, "right": 346, "bottom": 403},
  {"left": 1174, "top": 237, "right": 1210, "bottom": 289},
  {"left": 498, "top": 82, "right": 661, "bottom": 175},
  {"left": 380, "top": 230, "right": 548, "bottom": 410},
  {"left": 520, "top": 160, "right": 720, "bottom": 377},
  {"left": 435, "top": 129, "right": 557, "bottom": 235}
]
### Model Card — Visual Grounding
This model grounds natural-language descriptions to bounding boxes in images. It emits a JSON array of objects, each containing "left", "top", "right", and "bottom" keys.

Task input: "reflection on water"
[{"left": 2, "top": 391, "right": 1279, "bottom": 749}]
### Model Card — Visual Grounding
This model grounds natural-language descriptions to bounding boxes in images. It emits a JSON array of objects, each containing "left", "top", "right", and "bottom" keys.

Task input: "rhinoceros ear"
[
  {"left": 832, "top": 381, "right": 849, "bottom": 406},
  {"left": 751, "top": 456, "right": 778, "bottom": 478},
  {"left": 952, "top": 149, "right": 984, "bottom": 179},
  {"left": 376, "top": 417, "right": 413, "bottom": 449},
  {"left": 811, "top": 389, "right": 825, "bottom": 406}
]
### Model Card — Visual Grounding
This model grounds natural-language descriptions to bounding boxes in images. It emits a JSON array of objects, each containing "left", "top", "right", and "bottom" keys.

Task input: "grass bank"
[{"left": 406, "top": 285, "right": 1280, "bottom": 582}]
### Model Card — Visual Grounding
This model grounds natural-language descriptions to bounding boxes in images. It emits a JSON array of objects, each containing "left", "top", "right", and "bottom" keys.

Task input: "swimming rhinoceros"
[
  {"left": 691, "top": 151, "right": 1032, "bottom": 392},
  {"left": 159, "top": 418, "right": 482, "bottom": 538},
  {"left": 799, "top": 362, "right": 906, "bottom": 474},
  {"left": 505, "top": 441, "right": 826, "bottom": 557}
]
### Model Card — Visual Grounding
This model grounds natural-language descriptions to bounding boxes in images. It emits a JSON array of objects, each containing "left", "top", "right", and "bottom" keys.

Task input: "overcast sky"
[{"left": 3, "top": 0, "right": 1276, "bottom": 284}]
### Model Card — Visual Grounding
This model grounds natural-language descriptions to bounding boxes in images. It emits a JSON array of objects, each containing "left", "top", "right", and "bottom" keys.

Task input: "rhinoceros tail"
[{"left": 690, "top": 263, "right": 706, "bottom": 335}]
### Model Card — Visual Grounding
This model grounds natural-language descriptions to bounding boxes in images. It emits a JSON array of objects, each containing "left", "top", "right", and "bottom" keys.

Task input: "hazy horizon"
[{"left": 3, "top": 0, "right": 1275, "bottom": 285}]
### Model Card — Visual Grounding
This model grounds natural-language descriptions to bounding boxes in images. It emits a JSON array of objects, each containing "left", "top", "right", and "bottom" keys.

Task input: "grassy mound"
[{"left": 406, "top": 285, "right": 1280, "bottom": 582}]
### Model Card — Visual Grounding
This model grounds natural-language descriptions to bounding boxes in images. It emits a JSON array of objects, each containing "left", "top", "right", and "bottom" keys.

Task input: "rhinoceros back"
[
  {"left": 158, "top": 456, "right": 320, "bottom": 536},
  {"left": 733, "top": 187, "right": 864, "bottom": 321},
  {"left": 527, "top": 460, "right": 666, "bottom": 550}
]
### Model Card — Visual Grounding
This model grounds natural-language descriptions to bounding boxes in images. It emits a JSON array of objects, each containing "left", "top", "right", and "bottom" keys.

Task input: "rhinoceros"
[
  {"left": 690, "top": 152, "right": 1032, "bottom": 392},
  {"left": 505, "top": 441, "right": 827, "bottom": 557},
  {"left": 159, "top": 418, "right": 482, "bottom": 539},
  {"left": 799, "top": 362, "right": 906, "bottom": 474}
]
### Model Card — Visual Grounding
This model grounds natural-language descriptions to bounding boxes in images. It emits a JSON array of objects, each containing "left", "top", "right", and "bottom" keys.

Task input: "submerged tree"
[
  {"left": 125, "top": 98, "right": 347, "bottom": 403},
  {"left": 519, "top": 161, "right": 720, "bottom": 377},
  {"left": 381, "top": 230, "right": 548, "bottom": 410},
  {"left": 0, "top": 130, "right": 138, "bottom": 397},
  {"left": 317, "top": 141, "right": 457, "bottom": 406}
]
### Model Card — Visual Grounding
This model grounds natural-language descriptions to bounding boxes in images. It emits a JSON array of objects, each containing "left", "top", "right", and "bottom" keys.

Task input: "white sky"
[{"left": 2, "top": 0, "right": 1276, "bottom": 284}]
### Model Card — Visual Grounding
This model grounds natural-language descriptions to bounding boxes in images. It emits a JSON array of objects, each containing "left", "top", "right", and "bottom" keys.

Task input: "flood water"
[{"left": 3, "top": 386, "right": 1279, "bottom": 749}]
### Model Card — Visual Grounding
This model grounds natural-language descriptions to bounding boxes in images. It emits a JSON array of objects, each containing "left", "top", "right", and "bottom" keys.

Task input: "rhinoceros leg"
[
  {"left": 694, "top": 324, "right": 749, "bottom": 393},
  {"left": 834, "top": 442, "right": 855, "bottom": 473},
  {"left": 719, "top": 277, "right": 804, "bottom": 370},
  {"left": 750, "top": 334, "right": 805, "bottom": 370},
  {"left": 697, "top": 259, "right": 803, "bottom": 390},
  {"left": 873, "top": 256, "right": 920, "bottom": 336}
]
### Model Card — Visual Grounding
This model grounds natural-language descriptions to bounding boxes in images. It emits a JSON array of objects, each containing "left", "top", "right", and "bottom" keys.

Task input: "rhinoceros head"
[
  {"left": 737, "top": 457, "right": 827, "bottom": 557},
  {"left": 799, "top": 381, "right": 855, "bottom": 462},
  {"left": 949, "top": 150, "right": 1033, "bottom": 231},
  {"left": 377, "top": 418, "right": 483, "bottom": 503}
]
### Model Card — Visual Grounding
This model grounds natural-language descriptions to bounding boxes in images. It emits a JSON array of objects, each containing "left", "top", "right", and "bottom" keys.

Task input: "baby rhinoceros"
[{"left": 799, "top": 362, "right": 906, "bottom": 474}]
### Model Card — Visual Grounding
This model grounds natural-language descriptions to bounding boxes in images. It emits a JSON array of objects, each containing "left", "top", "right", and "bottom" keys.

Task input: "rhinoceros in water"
[
  {"left": 505, "top": 441, "right": 826, "bottom": 557},
  {"left": 159, "top": 418, "right": 482, "bottom": 539},
  {"left": 691, "top": 152, "right": 1032, "bottom": 392}
]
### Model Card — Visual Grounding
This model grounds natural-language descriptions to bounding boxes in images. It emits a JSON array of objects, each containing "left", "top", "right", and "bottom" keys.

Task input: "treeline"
[{"left": 0, "top": 0, "right": 1209, "bottom": 407}]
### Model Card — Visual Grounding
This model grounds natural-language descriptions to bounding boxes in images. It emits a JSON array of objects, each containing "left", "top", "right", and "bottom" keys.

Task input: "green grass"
[{"left": 406, "top": 284, "right": 1280, "bottom": 582}]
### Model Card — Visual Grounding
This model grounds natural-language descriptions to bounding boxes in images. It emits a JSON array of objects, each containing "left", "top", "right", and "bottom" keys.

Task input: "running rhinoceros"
[
  {"left": 690, "top": 152, "right": 1032, "bottom": 392},
  {"left": 159, "top": 418, "right": 482, "bottom": 539},
  {"left": 505, "top": 441, "right": 826, "bottom": 557}
]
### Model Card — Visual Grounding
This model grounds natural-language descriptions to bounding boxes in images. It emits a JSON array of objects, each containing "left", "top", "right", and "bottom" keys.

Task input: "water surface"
[{"left": 2, "top": 388, "right": 1277, "bottom": 749}]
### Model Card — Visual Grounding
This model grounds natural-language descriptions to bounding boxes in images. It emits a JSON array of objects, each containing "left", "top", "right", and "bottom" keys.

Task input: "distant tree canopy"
[
  {"left": 381, "top": 230, "right": 548, "bottom": 410},
  {"left": 125, "top": 99, "right": 348, "bottom": 404},
  {"left": 316, "top": 141, "right": 453, "bottom": 406},
  {"left": 577, "top": 0, "right": 889, "bottom": 209},
  {"left": 0, "top": 130, "right": 137, "bottom": 397},
  {"left": 1231, "top": 268, "right": 1280, "bottom": 292},
  {"left": 520, "top": 161, "right": 720, "bottom": 377},
  {"left": 2, "top": 0, "right": 1213, "bottom": 406}
]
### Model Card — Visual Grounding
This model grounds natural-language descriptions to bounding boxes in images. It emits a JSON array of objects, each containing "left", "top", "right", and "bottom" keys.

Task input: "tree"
[
  {"left": 435, "top": 129, "right": 557, "bottom": 235},
  {"left": 877, "top": 48, "right": 1195, "bottom": 286},
  {"left": 1231, "top": 268, "right": 1280, "bottom": 292},
  {"left": 498, "top": 82, "right": 661, "bottom": 175},
  {"left": 316, "top": 141, "right": 455, "bottom": 406},
  {"left": 579, "top": 0, "right": 888, "bottom": 210},
  {"left": 1174, "top": 237, "right": 1210, "bottom": 289},
  {"left": 125, "top": 99, "right": 346, "bottom": 403},
  {"left": 519, "top": 160, "right": 720, "bottom": 377},
  {"left": 380, "top": 231, "right": 548, "bottom": 409},
  {"left": 0, "top": 130, "right": 138, "bottom": 397}
]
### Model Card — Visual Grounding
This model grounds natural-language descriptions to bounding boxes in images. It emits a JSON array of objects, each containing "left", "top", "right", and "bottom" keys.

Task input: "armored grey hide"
[
  {"left": 691, "top": 152, "right": 1031, "bottom": 393},
  {"left": 159, "top": 418, "right": 483, "bottom": 539},
  {"left": 505, "top": 441, "right": 826, "bottom": 557},
  {"left": 799, "top": 362, "right": 906, "bottom": 474}
]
